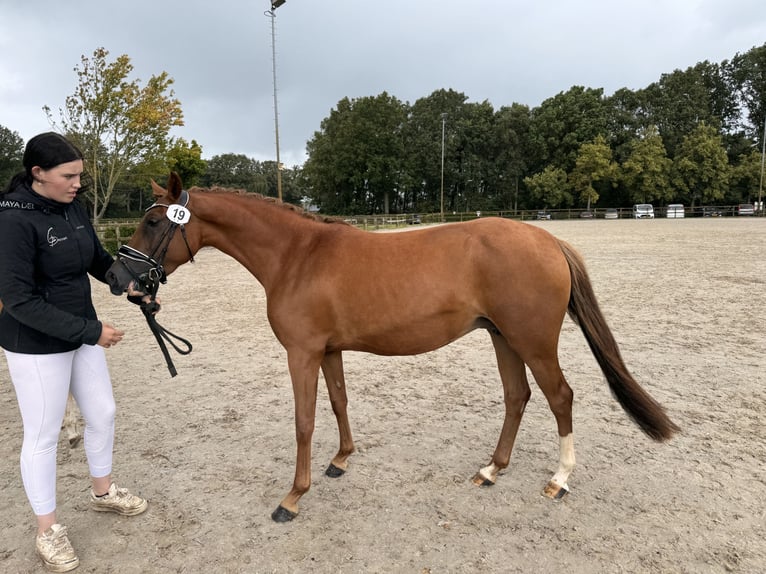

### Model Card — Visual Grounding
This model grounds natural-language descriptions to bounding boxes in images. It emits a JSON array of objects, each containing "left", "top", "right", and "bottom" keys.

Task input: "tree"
[
  {"left": 44, "top": 47, "right": 183, "bottom": 221},
  {"left": 605, "top": 87, "right": 645, "bottom": 164},
  {"left": 304, "top": 92, "right": 408, "bottom": 214},
  {"left": 0, "top": 125, "right": 24, "bottom": 187},
  {"left": 402, "top": 89, "right": 471, "bottom": 213},
  {"left": 494, "top": 103, "right": 533, "bottom": 211},
  {"left": 570, "top": 135, "right": 618, "bottom": 209},
  {"left": 671, "top": 123, "right": 730, "bottom": 205},
  {"left": 639, "top": 62, "right": 739, "bottom": 160},
  {"left": 621, "top": 125, "right": 673, "bottom": 204},
  {"left": 728, "top": 43, "right": 766, "bottom": 144},
  {"left": 167, "top": 139, "right": 206, "bottom": 187},
  {"left": 524, "top": 166, "right": 571, "bottom": 208},
  {"left": 728, "top": 149, "right": 762, "bottom": 203},
  {"left": 529, "top": 86, "right": 608, "bottom": 173},
  {"left": 201, "top": 153, "right": 267, "bottom": 193}
]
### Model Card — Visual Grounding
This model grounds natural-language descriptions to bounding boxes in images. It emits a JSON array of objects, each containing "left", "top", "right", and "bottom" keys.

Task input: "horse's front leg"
[
  {"left": 271, "top": 349, "right": 322, "bottom": 523},
  {"left": 321, "top": 350, "right": 355, "bottom": 477},
  {"left": 62, "top": 393, "right": 82, "bottom": 448}
]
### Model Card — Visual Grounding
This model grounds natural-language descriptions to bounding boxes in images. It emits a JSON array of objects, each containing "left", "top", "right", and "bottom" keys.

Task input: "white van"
[
  {"left": 633, "top": 204, "right": 655, "bottom": 219},
  {"left": 666, "top": 204, "right": 684, "bottom": 218}
]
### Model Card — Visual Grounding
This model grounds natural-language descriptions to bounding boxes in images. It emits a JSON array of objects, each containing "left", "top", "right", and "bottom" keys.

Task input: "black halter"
[{"left": 113, "top": 190, "right": 195, "bottom": 377}]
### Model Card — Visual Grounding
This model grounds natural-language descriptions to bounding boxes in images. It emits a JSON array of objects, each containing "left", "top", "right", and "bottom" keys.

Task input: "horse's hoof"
[
  {"left": 542, "top": 480, "right": 569, "bottom": 500},
  {"left": 271, "top": 505, "right": 297, "bottom": 522},
  {"left": 471, "top": 473, "right": 494, "bottom": 487},
  {"left": 325, "top": 463, "right": 345, "bottom": 478}
]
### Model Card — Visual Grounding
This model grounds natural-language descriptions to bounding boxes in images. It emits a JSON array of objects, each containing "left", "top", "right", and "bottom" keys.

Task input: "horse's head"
[{"left": 106, "top": 172, "right": 197, "bottom": 296}]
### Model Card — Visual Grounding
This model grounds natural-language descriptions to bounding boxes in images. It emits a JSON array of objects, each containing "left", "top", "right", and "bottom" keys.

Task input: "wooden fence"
[{"left": 94, "top": 220, "right": 141, "bottom": 254}]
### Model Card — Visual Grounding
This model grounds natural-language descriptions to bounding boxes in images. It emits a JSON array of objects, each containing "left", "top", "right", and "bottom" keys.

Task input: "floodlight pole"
[
  {"left": 266, "top": 0, "right": 286, "bottom": 201},
  {"left": 440, "top": 113, "right": 447, "bottom": 222}
]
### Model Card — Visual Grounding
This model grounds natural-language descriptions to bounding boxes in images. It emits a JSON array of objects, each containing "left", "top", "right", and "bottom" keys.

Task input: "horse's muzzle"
[{"left": 106, "top": 261, "right": 134, "bottom": 295}]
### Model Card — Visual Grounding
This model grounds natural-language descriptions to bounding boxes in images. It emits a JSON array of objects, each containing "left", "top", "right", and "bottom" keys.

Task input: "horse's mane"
[{"left": 187, "top": 186, "right": 348, "bottom": 225}]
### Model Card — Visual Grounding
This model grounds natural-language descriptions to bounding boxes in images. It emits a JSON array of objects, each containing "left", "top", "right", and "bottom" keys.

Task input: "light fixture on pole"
[
  {"left": 440, "top": 113, "right": 447, "bottom": 223},
  {"left": 265, "top": 0, "right": 286, "bottom": 201}
]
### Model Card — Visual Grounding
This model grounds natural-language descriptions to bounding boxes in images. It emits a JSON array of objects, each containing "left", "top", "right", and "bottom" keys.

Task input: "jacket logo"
[
  {"left": 0, "top": 199, "right": 35, "bottom": 210},
  {"left": 47, "top": 227, "right": 68, "bottom": 246}
]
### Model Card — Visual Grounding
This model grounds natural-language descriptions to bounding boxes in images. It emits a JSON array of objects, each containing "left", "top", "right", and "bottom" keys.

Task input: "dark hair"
[{"left": 3, "top": 132, "right": 85, "bottom": 194}]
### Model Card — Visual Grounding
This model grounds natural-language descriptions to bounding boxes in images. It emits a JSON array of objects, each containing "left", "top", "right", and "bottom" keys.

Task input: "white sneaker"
[
  {"left": 90, "top": 483, "right": 148, "bottom": 516},
  {"left": 36, "top": 524, "right": 79, "bottom": 572}
]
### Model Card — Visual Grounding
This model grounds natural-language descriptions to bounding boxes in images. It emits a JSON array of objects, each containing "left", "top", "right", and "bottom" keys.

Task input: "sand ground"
[{"left": 1, "top": 217, "right": 764, "bottom": 573}]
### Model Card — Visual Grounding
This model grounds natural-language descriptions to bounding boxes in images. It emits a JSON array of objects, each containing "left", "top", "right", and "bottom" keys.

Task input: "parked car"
[
  {"left": 604, "top": 208, "right": 619, "bottom": 220},
  {"left": 702, "top": 206, "right": 722, "bottom": 217},
  {"left": 408, "top": 214, "right": 422, "bottom": 224},
  {"left": 666, "top": 204, "right": 685, "bottom": 218},
  {"left": 536, "top": 210, "right": 551, "bottom": 220},
  {"left": 579, "top": 211, "right": 594, "bottom": 219},
  {"left": 633, "top": 204, "right": 655, "bottom": 219},
  {"left": 737, "top": 203, "right": 755, "bottom": 216}
]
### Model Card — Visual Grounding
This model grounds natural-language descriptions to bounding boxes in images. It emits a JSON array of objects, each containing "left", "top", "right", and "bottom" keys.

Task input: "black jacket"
[{"left": 0, "top": 182, "right": 114, "bottom": 354}]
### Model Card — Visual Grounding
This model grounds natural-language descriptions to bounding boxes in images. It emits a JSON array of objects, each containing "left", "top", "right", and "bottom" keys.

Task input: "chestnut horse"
[{"left": 106, "top": 173, "right": 678, "bottom": 522}]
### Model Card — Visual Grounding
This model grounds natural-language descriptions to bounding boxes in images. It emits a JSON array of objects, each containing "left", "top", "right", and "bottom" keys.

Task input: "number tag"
[{"left": 166, "top": 204, "right": 191, "bottom": 224}]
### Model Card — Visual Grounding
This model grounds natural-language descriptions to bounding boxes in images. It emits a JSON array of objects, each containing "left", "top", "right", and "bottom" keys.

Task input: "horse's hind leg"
[
  {"left": 473, "top": 331, "right": 531, "bottom": 486},
  {"left": 526, "top": 358, "right": 576, "bottom": 499},
  {"left": 320, "top": 350, "right": 355, "bottom": 477}
]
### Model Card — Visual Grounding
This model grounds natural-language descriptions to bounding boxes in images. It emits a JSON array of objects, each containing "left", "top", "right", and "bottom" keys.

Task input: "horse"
[{"left": 106, "top": 172, "right": 679, "bottom": 522}]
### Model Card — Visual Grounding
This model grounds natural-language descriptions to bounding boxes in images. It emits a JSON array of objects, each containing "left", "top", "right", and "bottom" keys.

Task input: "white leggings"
[{"left": 4, "top": 345, "right": 115, "bottom": 516}]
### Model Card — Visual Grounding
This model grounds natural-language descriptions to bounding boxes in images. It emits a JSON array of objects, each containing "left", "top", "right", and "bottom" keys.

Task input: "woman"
[{"left": 0, "top": 132, "right": 147, "bottom": 572}]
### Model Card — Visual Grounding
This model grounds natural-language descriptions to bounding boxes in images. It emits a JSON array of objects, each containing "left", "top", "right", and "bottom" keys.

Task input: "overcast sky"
[{"left": 2, "top": 0, "right": 765, "bottom": 167}]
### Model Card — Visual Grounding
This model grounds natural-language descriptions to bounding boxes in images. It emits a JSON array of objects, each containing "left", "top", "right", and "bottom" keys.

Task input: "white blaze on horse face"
[
  {"left": 550, "top": 433, "right": 576, "bottom": 488},
  {"left": 166, "top": 204, "right": 191, "bottom": 224}
]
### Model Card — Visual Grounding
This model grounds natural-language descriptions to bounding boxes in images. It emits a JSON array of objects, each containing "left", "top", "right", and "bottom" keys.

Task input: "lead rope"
[{"left": 140, "top": 296, "right": 192, "bottom": 378}]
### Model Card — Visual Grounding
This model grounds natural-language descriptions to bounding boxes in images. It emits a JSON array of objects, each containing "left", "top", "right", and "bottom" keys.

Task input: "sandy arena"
[{"left": 1, "top": 217, "right": 764, "bottom": 573}]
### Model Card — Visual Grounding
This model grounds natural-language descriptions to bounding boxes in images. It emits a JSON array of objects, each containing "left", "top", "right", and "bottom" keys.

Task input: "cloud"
[{"left": 1, "top": 0, "right": 764, "bottom": 168}]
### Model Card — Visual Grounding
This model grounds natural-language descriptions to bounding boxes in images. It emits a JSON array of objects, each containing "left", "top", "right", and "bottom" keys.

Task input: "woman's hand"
[
  {"left": 98, "top": 323, "right": 124, "bottom": 348},
  {"left": 127, "top": 281, "right": 161, "bottom": 313}
]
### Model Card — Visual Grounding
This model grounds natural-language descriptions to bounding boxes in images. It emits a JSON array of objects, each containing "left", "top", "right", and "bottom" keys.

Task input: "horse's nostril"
[{"left": 105, "top": 266, "right": 132, "bottom": 295}]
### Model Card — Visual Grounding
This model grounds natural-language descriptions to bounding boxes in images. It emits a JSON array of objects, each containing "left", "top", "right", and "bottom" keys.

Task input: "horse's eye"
[{"left": 146, "top": 218, "right": 162, "bottom": 228}]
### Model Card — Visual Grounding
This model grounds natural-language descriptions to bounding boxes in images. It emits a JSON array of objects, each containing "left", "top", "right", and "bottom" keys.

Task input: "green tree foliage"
[
  {"left": 639, "top": 63, "right": 730, "bottom": 158},
  {"left": 44, "top": 47, "right": 183, "bottom": 221},
  {"left": 671, "top": 123, "right": 730, "bottom": 205},
  {"left": 167, "top": 139, "right": 206, "bottom": 187},
  {"left": 524, "top": 166, "right": 570, "bottom": 208},
  {"left": 728, "top": 43, "right": 766, "bottom": 143},
  {"left": 570, "top": 135, "right": 618, "bottom": 209},
  {"left": 0, "top": 125, "right": 24, "bottom": 187},
  {"left": 401, "top": 89, "right": 471, "bottom": 213},
  {"left": 304, "top": 92, "right": 408, "bottom": 214},
  {"left": 494, "top": 103, "right": 533, "bottom": 211},
  {"left": 729, "top": 149, "right": 763, "bottom": 203},
  {"left": 201, "top": 153, "right": 268, "bottom": 194},
  {"left": 621, "top": 125, "right": 673, "bottom": 204},
  {"left": 529, "top": 86, "right": 609, "bottom": 173},
  {"left": 604, "top": 87, "right": 645, "bottom": 164}
]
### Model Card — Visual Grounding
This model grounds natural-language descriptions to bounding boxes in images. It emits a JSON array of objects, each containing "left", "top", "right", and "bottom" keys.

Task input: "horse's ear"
[
  {"left": 150, "top": 179, "right": 167, "bottom": 199},
  {"left": 167, "top": 172, "right": 184, "bottom": 202}
]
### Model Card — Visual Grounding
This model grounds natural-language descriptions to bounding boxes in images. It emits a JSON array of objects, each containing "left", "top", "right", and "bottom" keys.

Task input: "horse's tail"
[{"left": 557, "top": 239, "right": 679, "bottom": 441}]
